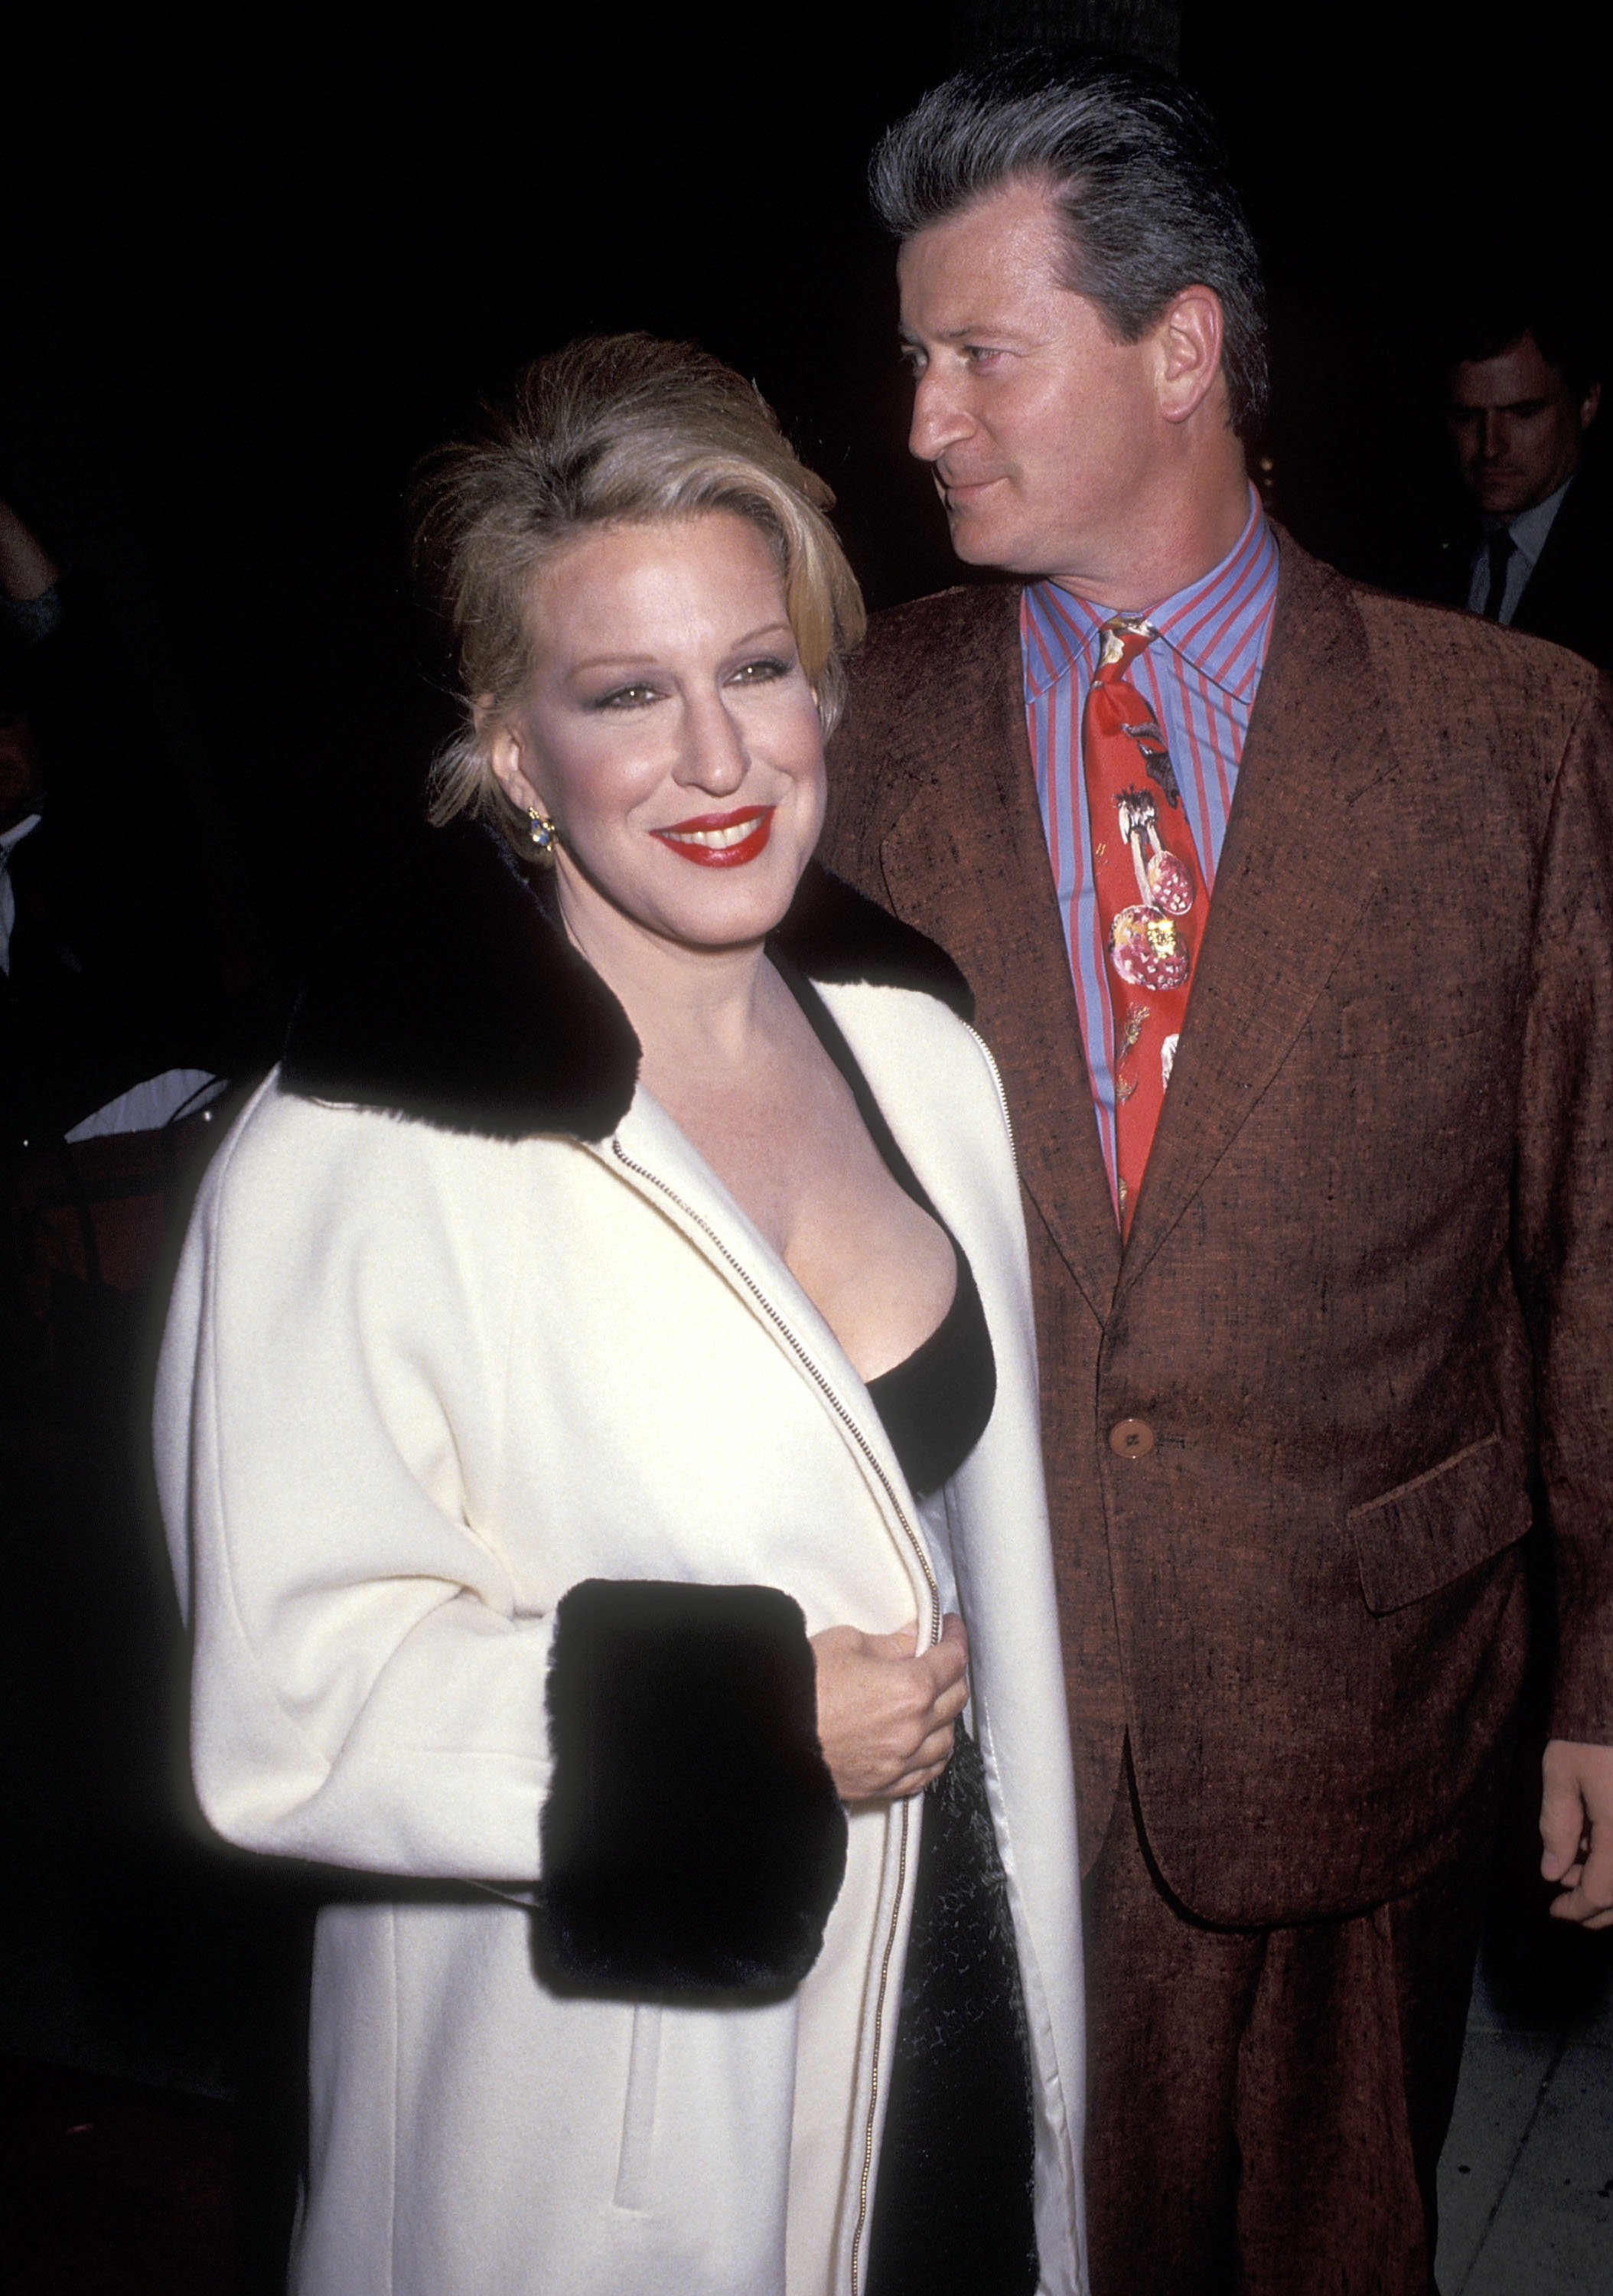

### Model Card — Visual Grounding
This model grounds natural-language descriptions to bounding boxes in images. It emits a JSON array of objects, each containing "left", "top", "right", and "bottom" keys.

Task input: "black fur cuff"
[{"left": 537, "top": 1580, "right": 848, "bottom": 1991}]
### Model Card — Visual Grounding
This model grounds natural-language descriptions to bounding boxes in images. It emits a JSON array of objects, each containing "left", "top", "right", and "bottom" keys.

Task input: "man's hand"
[
  {"left": 1540, "top": 1738, "right": 1613, "bottom": 1926},
  {"left": 810, "top": 1612, "right": 969, "bottom": 1802}
]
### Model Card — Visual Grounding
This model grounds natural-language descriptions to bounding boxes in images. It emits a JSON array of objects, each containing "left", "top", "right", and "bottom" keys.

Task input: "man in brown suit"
[{"left": 823, "top": 53, "right": 1613, "bottom": 2296}]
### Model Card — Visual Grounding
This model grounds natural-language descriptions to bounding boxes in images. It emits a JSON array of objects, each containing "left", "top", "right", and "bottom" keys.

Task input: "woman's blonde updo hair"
[{"left": 411, "top": 332, "right": 867, "bottom": 843}]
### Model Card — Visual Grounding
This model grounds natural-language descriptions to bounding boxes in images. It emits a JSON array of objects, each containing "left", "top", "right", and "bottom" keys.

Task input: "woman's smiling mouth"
[{"left": 650, "top": 806, "right": 776, "bottom": 867}]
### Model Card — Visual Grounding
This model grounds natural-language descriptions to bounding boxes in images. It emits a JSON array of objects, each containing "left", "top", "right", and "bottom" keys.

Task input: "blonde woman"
[{"left": 155, "top": 336, "right": 1085, "bottom": 2296}]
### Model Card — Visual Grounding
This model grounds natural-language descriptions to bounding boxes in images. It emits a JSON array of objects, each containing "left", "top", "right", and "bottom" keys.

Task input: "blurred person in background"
[
  {"left": 1423, "top": 289, "right": 1610, "bottom": 670},
  {"left": 0, "top": 491, "right": 252, "bottom": 1156}
]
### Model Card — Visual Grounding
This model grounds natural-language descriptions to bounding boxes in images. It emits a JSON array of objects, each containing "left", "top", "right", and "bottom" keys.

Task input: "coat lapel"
[
  {"left": 604, "top": 1088, "right": 933, "bottom": 1543},
  {"left": 873, "top": 588, "right": 1123, "bottom": 1323},
  {"left": 1118, "top": 536, "right": 1401, "bottom": 1290}
]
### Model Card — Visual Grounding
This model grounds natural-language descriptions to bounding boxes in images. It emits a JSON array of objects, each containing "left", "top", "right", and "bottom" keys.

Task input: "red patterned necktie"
[{"left": 1082, "top": 619, "right": 1207, "bottom": 1235}]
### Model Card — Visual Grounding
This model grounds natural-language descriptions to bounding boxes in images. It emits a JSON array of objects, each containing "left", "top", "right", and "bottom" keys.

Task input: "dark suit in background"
[{"left": 1422, "top": 459, "right": 1613, "bottom": 673}]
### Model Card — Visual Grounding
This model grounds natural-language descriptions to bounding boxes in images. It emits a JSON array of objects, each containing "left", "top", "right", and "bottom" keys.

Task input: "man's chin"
[
  {"left": 945, "top": 520, "right": 1056, "bottom": 582},
  {"left": 944, "top": 507, "right": 1015, "bottom": 567},
  {"left": 1474, "top": 475, "right": 1549, "bottom": 519}
]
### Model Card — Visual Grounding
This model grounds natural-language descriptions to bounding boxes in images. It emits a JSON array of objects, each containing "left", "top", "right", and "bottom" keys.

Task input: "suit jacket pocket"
[{"left": 1348, "top": 1430, "right": 1532, "bottom": 1613}]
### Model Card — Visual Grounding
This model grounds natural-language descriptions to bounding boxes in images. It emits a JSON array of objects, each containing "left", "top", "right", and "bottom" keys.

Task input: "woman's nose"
[{"left": 673, "top": 693, "right": 748, "bottom": 791}]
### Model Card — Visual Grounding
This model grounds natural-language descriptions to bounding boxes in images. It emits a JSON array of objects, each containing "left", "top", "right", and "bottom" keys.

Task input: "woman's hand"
[{"left": 810, "top": 1613, "right": 969, "bottom": 1801}]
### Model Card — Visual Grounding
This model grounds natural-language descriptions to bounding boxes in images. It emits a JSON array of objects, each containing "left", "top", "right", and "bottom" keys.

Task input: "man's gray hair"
[{"left": 872, "top": 51, "right": 1269, "bottom": 437}]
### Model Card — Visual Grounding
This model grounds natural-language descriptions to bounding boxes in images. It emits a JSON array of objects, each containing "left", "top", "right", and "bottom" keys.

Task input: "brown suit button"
[{"left": 1109, "top": 1418, "right": 1155, "bottom": 1458}]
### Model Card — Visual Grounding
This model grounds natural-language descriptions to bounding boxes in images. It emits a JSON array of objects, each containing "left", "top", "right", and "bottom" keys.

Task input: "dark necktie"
[{"left": 1481, "top": 529, "right": 1514, "bottom": 621}]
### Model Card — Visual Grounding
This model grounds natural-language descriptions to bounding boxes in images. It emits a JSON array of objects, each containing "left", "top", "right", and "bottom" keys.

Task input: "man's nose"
[
  {"left": 909, "top": 368, "right": 973, "bottom": 464},
  {"left": 1480, "top": 409, "right": 1507, "bottom": 461},
  {"left": 673, "top": 692, "right": 748, "bottom": 791}
]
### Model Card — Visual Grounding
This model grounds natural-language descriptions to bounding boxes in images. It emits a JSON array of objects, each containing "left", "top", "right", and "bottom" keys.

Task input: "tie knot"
[{"left": 1095, "top": 618, "right": 1158, "bottom": 681}]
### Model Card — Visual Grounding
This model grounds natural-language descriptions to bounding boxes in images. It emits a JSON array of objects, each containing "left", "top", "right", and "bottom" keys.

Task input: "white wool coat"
[{"left": 153, "top": 832, "right": 1087, "bottom": 2296}]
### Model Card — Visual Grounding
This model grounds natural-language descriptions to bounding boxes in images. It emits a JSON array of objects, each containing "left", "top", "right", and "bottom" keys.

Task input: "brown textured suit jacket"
[{"left": 823, "top": 530, "right": 1613, "bottom": 1927}]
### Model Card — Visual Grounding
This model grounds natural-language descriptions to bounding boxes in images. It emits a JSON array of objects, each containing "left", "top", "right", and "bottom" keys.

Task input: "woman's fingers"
[
  {"left": 913, "top": 1713, "right": 963, "bottom": 1778},
  {"left": 936, "top": 1609, "right": 969, "bottom": 1665},
  {"left": 810, "top": 1613, "right": 972, "bottom": 1802},
  {"left": 928, "top": 1660, "right": 971, "bottom": 1725},
  {"left": 887, "top": 1717, "right": 960, "bottom": 1799}
]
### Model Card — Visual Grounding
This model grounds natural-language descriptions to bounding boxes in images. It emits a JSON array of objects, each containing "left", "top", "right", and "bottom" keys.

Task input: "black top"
[
  {"left": 774, "top": 959, "right": 997, "bottom": 1497},
  {"left": 865, "top": 1254, "right": 995, "bottom": 1501}
]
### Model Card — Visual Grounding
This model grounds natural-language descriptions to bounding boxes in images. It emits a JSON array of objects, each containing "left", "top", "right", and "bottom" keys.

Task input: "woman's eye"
[
  {"left": 731, "top": 656, "right": 791, "bottom": 685},
  {"left": 592, "top": 683, "right": 660, "bottom": 710}
]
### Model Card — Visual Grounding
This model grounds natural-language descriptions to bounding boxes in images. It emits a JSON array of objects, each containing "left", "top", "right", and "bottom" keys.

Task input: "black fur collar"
[{"left": 280, "top": 820, "right": 973, "bottom": 1142}]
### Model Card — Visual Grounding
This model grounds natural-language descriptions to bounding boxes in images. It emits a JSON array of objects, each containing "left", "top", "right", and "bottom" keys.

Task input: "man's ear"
[
  {"left": 1580, "top": 380, "right": 1602, "bottom": 434},
  {"left": 1155, "top": 286, "right": 1227, "bottom": 427}
]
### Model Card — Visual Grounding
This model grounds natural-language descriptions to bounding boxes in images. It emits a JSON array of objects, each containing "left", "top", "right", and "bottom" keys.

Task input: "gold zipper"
[
  {"left": 848, "top": 1792, "right": 909, "bottom": 2296},
  {"left": 605, "top": 1137, "right": 939, "bottom": 2294}
]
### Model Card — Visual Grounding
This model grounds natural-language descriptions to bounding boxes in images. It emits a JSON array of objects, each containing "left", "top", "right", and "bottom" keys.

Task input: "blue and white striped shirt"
[{"left": 1021, "top": 490, "right": 1279, "bottom": 1209}]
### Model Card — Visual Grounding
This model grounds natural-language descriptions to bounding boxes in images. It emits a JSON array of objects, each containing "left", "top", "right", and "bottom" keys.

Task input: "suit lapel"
[
  {"left": 874, "top": 587, "right": 1123, "bottom": 1321},
  {"left": 1119, "top": 536, "right": 1399, "bottom": 1290}
]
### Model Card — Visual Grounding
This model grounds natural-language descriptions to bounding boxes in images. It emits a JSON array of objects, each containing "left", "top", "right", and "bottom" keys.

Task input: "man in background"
[
  {"left": 0, "top": 491, "right": 267, "bottom": 1151},
  {"left": 824, "top": 51, "right": 1613, "bottom": 2296},
  {"left": 1433, "top": 296, "right": 1609, "bottom": 669}
]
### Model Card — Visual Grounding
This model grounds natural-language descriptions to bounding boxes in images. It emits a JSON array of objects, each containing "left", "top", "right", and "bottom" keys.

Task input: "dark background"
[
  {"left": 6, "top": 1, "right": 1609, "bottom": 986},
  {"left": 2, "top": 4, "right": 1610, "bottom": 2278}
]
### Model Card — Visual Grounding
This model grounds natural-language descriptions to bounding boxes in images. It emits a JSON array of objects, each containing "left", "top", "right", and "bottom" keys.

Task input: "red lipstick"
[{"left": 650, "top": 805, "right": 775, "bottom": 868}]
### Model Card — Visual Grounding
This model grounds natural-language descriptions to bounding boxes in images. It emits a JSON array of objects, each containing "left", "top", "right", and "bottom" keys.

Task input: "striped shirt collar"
[{"left": 1022, "top": 486, "right": 1278, "bottom": 701}]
